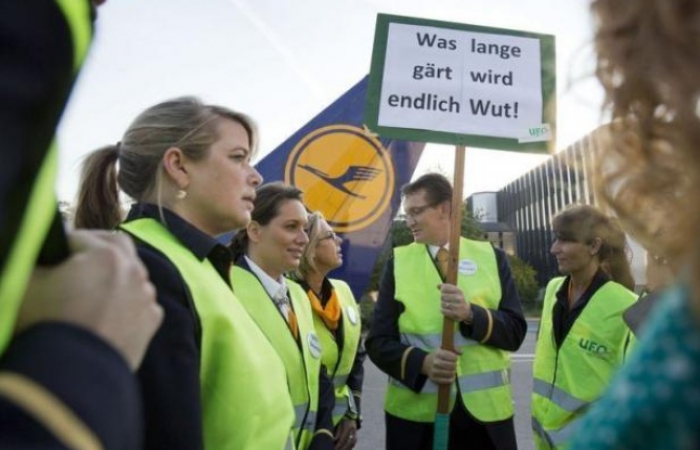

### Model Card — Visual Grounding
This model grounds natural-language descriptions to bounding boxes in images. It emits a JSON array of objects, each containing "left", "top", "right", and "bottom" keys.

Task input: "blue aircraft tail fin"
[{"left": 255, "top": 76, "right": 425, "bottom": 299}]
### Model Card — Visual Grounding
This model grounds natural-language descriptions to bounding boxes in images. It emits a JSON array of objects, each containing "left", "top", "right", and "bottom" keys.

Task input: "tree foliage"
[
  {"left": 506, "top": 254, "right": 540, "bottom": 312},
  {"left": 460, "top": 203, "right": 485, "bottom": 240}
]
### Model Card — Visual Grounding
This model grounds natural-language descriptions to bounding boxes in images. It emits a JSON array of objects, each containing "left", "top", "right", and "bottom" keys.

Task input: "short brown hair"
[{"left": 401, "top": 173, "right": 452, "bottom": 206}]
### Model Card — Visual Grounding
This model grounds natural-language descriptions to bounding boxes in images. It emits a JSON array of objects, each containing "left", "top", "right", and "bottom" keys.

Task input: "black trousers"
[{"left": 385, "top": 398, "right": 517, "bottom": 450}]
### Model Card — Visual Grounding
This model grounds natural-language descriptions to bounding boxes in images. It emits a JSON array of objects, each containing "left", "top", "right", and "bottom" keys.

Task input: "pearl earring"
[{"left": 176, "top": 189, "right": 187, "bottom": 200}]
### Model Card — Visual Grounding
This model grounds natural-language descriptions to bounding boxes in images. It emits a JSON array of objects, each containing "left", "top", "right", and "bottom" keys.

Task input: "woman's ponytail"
[{"left": 74, "top": 145, "right": 122, "bottom": 230}]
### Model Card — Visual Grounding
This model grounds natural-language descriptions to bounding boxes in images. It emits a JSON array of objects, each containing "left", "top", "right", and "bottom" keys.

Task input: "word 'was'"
[{"left": 415, "top": 33, "right": 457, "bottom": 50}]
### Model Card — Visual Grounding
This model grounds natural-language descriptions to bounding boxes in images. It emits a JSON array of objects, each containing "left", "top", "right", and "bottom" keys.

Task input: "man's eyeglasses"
[{"left": 404, "top": 203, "right": 437, "bottom": 219}]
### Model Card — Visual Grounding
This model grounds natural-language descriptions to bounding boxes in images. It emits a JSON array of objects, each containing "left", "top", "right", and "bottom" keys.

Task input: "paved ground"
[{"left": 356, "top": 319, "right": 538, "bottom": 450}]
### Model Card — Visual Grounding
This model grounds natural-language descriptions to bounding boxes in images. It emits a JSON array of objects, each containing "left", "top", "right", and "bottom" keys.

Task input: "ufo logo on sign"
[{"left": 284, "top": 125, "right": 394, "bottom": 234}]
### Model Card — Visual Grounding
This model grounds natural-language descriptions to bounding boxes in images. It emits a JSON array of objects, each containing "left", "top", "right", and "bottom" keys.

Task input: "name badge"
[
  {"left": 307, "top": 332, "right": 322, "bottom": 359},
  {"left": 458, "top": 259, "right": 478, "bottom": 276},
  {"left": 346, "top": 305, "right": 358, "bottom": 325}
]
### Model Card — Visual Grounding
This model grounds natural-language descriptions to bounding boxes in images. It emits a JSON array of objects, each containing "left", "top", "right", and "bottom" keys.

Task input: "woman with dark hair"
[
  {"left": 230, "top": 182, "right": 335, "bottom": 450},
  {"left": 290, "top": 212, "right": 366, "bottom": 450},
  {"left": 531, "top": 204, "right": 636, "bottom": 450},
  {"left": 74, "top": 97, "right": 296, "bottom": 450}
]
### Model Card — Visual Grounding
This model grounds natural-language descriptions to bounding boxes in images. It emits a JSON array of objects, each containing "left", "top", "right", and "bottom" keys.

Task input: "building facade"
[{"left": 469, "top": 125, "right": 646, "bottom": 288}]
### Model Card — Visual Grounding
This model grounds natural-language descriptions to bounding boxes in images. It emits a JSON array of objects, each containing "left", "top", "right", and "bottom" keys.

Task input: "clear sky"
[{"left": 56, "top": 0, "right": 604, "bottom": 203}]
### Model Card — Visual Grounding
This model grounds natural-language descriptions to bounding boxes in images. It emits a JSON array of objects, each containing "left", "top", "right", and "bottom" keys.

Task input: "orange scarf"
[{"left": 308, "top": 288, "right": 342, "bottom": 331}]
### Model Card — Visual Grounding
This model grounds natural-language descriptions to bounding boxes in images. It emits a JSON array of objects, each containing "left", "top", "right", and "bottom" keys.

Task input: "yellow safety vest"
[
  {"left": 0, "top": 0, "right": 92, "bottom": 355},
  {"left": 121, "top": 219, "right": 296, "bottom": 450},
  {"left": 531, "top": 276, "right": 636, "bottom": 449},
  {"left": 386, "top": 239, "right": 513, "bottom": 423},
  {"left": 310, "top": 279, "right": 361, "bottom": 425},
  {"left": 232, "top": 267, "right": 322, "bottom": 450}
]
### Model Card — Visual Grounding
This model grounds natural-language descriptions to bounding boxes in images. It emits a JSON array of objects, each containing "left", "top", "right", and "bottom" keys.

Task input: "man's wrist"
[{"left": 462, "top": 305, "right": 474, "bottom": 324}]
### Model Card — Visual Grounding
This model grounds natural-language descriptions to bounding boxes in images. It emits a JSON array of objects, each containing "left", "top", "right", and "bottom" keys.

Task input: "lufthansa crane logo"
[{"left": 285, "top": 125, "right": 395, "bottom": 233}]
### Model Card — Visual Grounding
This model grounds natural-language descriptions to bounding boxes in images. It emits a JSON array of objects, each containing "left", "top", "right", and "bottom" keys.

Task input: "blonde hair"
[
  {"left": 293, "top": 211, "right": 327, "bottom": 280},
  {"left": 74, "top": 97, "right": 258, "bottom": 230},
  {"left": 591, "top": 1, "right": 699, "bottom": 265}
]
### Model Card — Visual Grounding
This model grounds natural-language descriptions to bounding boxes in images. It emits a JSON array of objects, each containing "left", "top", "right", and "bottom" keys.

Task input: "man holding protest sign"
[
  {"left": 365, "top": 13, "right": 553, "bottom": 450},
  {"left": 366, "top": 173, "right": 526, "bottom": 450}
]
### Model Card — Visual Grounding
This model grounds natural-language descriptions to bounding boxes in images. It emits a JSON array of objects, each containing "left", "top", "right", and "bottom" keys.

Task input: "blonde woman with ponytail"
[{"left": 75, "top": 97, "right": 296, "bottom": 450}]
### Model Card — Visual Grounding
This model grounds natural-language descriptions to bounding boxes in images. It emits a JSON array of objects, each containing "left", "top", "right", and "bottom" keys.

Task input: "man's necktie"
[
  {"left": 436, "top": 247, "right": 450, "bottom": 279},
  {"left": 276, "top": 293, "right": 299, "bottom": 340}
]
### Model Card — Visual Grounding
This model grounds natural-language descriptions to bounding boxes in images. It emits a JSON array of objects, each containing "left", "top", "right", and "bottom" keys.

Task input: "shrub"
[
  {"left": 358, "top": 292, "right": 376, "bottom": 333},
  {"left": 506, "top": 254, "right": 540, "bottom": 315}
]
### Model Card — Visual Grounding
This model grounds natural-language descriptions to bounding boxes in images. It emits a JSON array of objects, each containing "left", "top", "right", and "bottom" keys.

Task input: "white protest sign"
[{"left": 366, "top": 15, "right": 556, "bottom": 153}]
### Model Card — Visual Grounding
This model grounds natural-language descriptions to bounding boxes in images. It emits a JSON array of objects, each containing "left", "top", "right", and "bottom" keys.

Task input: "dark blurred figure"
[{"left": 0, "top": 1, "right": 162, "bottom": 448}]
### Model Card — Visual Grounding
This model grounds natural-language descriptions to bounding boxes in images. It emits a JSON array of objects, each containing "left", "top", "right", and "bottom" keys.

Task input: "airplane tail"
[{"left": 255, "top": 76, "right": 425, "bottom": 300}]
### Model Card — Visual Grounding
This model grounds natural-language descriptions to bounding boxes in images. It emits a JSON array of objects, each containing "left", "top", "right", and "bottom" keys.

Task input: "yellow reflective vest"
[
  {"left": 121, "top": 219, "right": 296, "bottom": 450},
  {"left": 386, "top": 239, "right": 513, "bottom": 423},
  {"left": 311, "top": 279, "right": 361, "bottom": 425},
  {"left": 232, "top": 266, "right": 322, "bottom": 450},
  {"left": 0, "top": 0, "right": 92, "bottom": 355},
  {"left": 531, "top": 276, "right": 636, "bottom": 449}
]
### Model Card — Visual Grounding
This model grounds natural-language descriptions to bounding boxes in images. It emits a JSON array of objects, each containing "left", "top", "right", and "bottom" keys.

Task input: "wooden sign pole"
[{"left": 433, "top": 145, "right": 466, "bottom": 449}]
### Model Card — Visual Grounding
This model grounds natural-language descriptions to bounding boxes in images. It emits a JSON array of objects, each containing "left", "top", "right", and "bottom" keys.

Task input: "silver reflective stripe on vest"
[
  {"left": 333, "top": 374, "right": 348, "bottom": 388},
  {"left": 388, "top": 377, "right": 450, "bottom": 394},
  {"left": 532, "top": 416, "right": 555, "bottom": 448},
  {"left": 284, "top": 436, "right": 294, "bottom": 450},
  {"left": 531, "top": 415, "right": 580, "bottom": 448},
  {"left": 533, "top": 378, "right": 590, "bottom": 413},
  {"left": 331, "top": 391, "right": 357, "bottom": 418},
  {"left": 293, "top": 404, "right": 316, "bottom": 433},
  {"left": 400, "top": 332, "right": 478, "bottom": 350},
  {"left": 389, "top": 369, "right": 507, "bottom": 395},
  {"left": 348, "top": 390, "right": 357, "bottom": 413},
  {"left": 333, "top": 400, "right": 348, "bottom": 418},
  {"left": 457, "top": 369, "right": 509, "bottom": 393}
]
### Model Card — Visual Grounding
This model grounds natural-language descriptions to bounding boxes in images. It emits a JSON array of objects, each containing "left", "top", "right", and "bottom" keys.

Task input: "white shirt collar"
[
  {"left": 428, "top": 243, "right": 449, "bottom": 259},
  {"left": 244, "top": 255, "right": 287, "bottom": 300}
]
